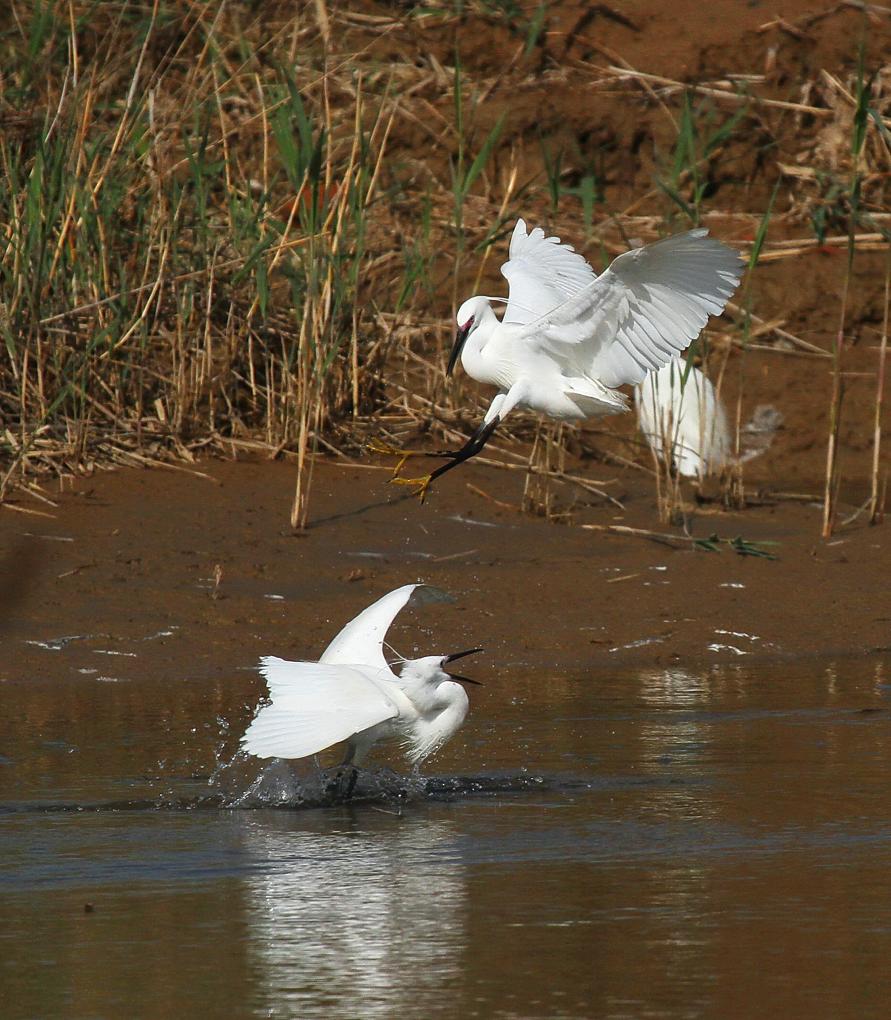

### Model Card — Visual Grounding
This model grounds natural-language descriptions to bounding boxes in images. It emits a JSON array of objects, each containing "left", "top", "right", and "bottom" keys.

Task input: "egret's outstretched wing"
[
  {"left": 320, "top": 584, "right": 420, "bottom": 671},
  {"left": 523, "top": 229, "right": 743, "bottom": 388},
  {"left": 241, "top": 657, "right": 399, "bottom": 759},
  {"left": 501, "top": 219, "right": 595, "bottom": 326}
]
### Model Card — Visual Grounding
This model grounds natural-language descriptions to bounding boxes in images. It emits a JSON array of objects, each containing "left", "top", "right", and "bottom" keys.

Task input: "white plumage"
[
  {"left": 501, "top": 219, "right": 596, "bottom": 325},
  {"left": 392, "top": 219, "right": 743, "bottom": 497},
  {"left": 635, "top": 359, "right": 731, "bottom": 478},
  {"left": 240, "top": 584, "right": 482, "bottom": 768},
  {"left": 459, "top": 219, "right": 743, "bottom": 419},
  {"left": 241, "top": 659, "right": 399, "bottom": 761}
]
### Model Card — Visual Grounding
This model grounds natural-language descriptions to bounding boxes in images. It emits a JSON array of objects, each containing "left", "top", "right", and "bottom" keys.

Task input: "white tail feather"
[{"left": 241, "top": 658, "right": 399, "bottom": 760}]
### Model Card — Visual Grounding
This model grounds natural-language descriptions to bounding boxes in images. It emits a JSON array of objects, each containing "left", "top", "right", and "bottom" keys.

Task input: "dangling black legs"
[{"left": 389, "top": 416, "right": 501, "bottom": 502}]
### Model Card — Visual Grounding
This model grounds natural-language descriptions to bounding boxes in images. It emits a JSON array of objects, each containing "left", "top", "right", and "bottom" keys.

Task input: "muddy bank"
[{"left": 2, "top": 458, "right": 889, "bottom": 685}]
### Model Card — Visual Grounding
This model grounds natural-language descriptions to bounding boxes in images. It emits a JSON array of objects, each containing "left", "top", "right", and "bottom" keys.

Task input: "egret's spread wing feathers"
[
  {"left": 524, "top": 229, "right": 743, "bottom": 389},
  {"left": 240, "top": 657, "right": 399, "bottom": 759},
  {"left": 501, "top": 218, "right": 596, "bottom": 326},
  {"left": 320, "top": 584, "right": 420, "bottom": 671}
]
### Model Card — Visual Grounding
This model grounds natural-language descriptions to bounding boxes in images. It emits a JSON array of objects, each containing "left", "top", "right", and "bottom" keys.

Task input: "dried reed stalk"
[{"left": 869, "top": 257, "right": 890, "bottom": 523}]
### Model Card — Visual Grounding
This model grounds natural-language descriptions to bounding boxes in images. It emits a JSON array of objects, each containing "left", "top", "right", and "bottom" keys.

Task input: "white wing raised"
[
  {"left": 523, "top": 229, "right": 743, "bottom": 388},
  {"left": 319, "top": 583, "right": 420, "bottom": 670},
  {"left": 501, "top": 218, "right": 596, "bottom": 326},
  {"left": 240, "top": 657, "right": 399, "bottom": 760}
]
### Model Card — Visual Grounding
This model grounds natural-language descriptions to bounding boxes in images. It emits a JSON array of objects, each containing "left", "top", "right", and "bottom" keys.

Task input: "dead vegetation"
[{"left": 1, "top": 0, "right": 890, "bottom": 533}]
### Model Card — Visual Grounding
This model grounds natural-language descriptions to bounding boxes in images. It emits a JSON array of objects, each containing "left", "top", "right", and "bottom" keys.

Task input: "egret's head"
[
  {"left": 399, "top": 647, "right": 484, "bottom": 688},
  {"left": 448, "top": 297, "right": 490, "bottom": 376}
]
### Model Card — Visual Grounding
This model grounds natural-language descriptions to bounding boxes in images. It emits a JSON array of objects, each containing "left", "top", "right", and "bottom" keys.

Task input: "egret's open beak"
[
  {"left": 444, "top": 647, "right": 484, "bottom": 686},
  {"left": 444, "top": 647, "right": 484, "bottom": 663},
  {"left": 447, "top": 323, "right": 470, "bottom": 376},
  {"left": 448, "top": 673, "right": 482, "bottom": 686}
]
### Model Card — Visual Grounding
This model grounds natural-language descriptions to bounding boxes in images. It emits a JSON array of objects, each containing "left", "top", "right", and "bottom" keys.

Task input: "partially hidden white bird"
[
  {"left": 390, "top": 219, "right": 743, "bottom": 498},
  {"left": 240, "top": 584, "right": 482, "bottom": 786},
  {"left": 635, "top": 359, "right": 731, "bottom": 479}
]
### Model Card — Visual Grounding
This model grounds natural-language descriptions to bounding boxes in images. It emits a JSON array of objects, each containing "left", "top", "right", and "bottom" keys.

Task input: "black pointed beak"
[
  {"left": 447, "top": 673, "right": 483, "bottom": 686},
  {"left": 444, "top": 647, "right": 484, "bottom": 663},
  {"left": 447, "top": 324, "right": 470, "bottom": 376},
  {"left": 443, "top": 647, "right": 484, "bottom": 686}
]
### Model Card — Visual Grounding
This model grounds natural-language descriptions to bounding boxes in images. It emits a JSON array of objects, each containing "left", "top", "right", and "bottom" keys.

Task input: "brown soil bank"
[
  {"left": 2, "top": 459, "right": 889, "bottom": 684},
  {"left": 3, "top": 0, "right": 890, "bottom": 523}
]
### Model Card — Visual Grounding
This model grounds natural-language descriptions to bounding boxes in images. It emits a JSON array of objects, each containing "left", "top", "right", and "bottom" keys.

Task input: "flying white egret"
[
  {"left": 240, "top": 584, "right": 482, "bottom": 795},
  {"left": 635, "top": 359, "right": 730, "bottom": 478},
  {"left": 388, "top": 219, "right": 743, "bottom": 498}
]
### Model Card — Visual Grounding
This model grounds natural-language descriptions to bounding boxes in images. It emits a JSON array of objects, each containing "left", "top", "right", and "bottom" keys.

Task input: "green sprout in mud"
[
  {"left": 692, "top": 535, "right": 779, "bottom": 559},
  {"left": 587, "top": 526, "right": 780, "bottom": 560}
]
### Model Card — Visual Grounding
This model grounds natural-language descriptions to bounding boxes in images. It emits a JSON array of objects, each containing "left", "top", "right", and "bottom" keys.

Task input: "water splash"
[{"left": 220, "top": 759, "right": 573, "bottom": 810}]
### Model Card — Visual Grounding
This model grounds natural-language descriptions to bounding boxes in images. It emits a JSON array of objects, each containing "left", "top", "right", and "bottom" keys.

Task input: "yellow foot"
[
  {"left": 367, "top": 438, "right": 425, "bottom": 478},
  {"left": 389, "top": 473, "right": 433, "bottom": 504}
]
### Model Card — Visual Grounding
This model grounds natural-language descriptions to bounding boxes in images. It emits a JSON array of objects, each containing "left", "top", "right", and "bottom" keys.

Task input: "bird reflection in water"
[{"left": 240, "top": 815, "right": 467, "bottom": 1018}]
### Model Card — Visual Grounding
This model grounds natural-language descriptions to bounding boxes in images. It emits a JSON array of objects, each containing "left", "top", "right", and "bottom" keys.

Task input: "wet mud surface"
[{"left": 2, "top": 459, "right": 890, "bottom": 682}]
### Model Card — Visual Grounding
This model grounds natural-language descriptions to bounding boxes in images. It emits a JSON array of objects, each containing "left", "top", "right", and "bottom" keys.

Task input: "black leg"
[
  {"left": 427, "top": 416, "right": 501, "bottom": 484},
  {"left": 327, "top": 765, "right": 359, "bottom": 803},
  {"left": 344, "top": 766, "right": 358, "bottom": 800},
  {"left": 390, "top": 416, "right": 501, "bottom": 501}
]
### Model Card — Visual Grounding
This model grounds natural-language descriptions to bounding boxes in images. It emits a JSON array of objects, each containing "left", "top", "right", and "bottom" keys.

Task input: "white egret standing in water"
[
  {"left": 387, "top": 219, "right": 743, "bottom": 499},
  {"left": 241, "top": 584, "right": 482, "bottom": 794},
  {"left": 635, "top": 359, "right": 730, "bottom": 478}
]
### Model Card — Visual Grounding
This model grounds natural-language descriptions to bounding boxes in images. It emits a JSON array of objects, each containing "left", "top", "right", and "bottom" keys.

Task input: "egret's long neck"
[
  {"left": 474, "top": 300, "right": 500, "bottom": 344},
  {"left": 404, "top": 682, "right": 469, "bottom": 765},
  {"left": 461, "top": 301, "right": 500, "bottom": 374}
]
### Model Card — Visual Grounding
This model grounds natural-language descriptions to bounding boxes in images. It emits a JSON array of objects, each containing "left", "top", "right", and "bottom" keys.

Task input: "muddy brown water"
[{"left": 3, "top": 462, "right": 891, "bottom": 1018}]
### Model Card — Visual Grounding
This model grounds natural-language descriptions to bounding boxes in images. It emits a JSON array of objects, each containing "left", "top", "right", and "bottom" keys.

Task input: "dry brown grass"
[{"left": 2, "top": 1, "right": 890, "bottom": 531}]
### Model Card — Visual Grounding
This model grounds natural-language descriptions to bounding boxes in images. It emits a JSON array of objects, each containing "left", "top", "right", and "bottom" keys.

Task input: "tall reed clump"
[{"left": 0, "top": 2, "right": 391, "bottom": 526}]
